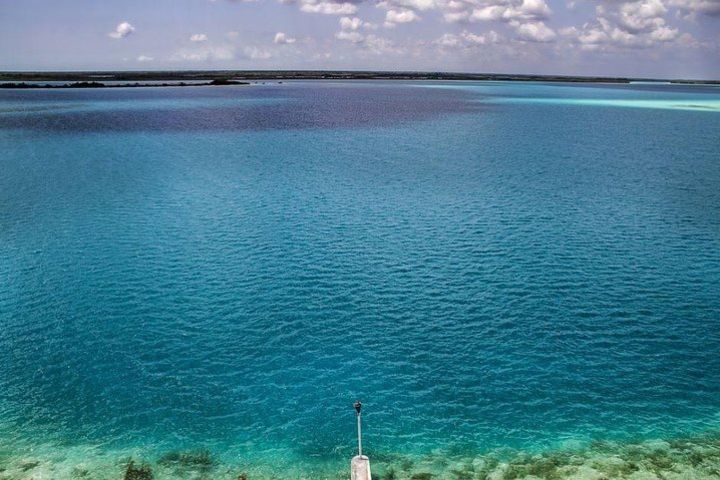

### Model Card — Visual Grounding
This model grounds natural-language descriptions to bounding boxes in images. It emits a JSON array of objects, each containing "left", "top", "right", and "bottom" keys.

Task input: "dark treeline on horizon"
[
  {"left": 0, "top": 79, "right": 249, "bottom": 89},
  {"left": 1, "top": 70, "right": 717, "bottom": 85}
]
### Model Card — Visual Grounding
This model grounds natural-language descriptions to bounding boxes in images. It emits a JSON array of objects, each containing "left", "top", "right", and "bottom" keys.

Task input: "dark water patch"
[{"left": 0, "top": 83, "right": 483, "bottom": 133}]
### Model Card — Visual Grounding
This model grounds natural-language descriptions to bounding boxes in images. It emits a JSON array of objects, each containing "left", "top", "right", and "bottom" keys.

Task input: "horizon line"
[{"left": 1, "top": 69, "right": 718, "bottom": 83}]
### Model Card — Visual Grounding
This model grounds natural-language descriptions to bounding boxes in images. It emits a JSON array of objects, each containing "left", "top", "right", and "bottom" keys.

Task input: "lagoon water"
[{"left": 1, "top": 81, "right": 720, "bottom": 479}]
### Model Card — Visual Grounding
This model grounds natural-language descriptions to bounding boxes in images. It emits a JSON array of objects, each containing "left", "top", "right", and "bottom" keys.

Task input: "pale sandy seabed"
[
  {"left": 1, "top": 432, "right": 719, "bottom": 480},
  {"left": 494, "top": 98, "right": 720, "bottom": 112}
]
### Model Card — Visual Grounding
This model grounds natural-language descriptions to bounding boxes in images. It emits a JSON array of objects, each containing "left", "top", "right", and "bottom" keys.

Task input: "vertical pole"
[
  {"left": 353, "top": 400, "right": 363, "bottom": 457},
  {"left": 351, "top": 400, "right": 371, "bottom": 480},
  {"left": 357, "top": 410, "right": 362, "bottom": 457}
]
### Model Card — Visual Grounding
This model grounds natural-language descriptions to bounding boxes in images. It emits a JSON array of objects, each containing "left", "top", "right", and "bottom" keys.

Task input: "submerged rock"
[
  {"left": 19, "top": 460, "right": 40, "bottom": 471},
  {"left": 71, "top": 466, "right": 90, "bottom": 477},
  {"left": 410, "top": 473, "right": 433, "bottom": 480},
  {"left": 124, "top": 461, "right": 153, "bottom": 480},
  {"left": 571, "top": 465, "right": 605, "bottom": 480},
  {"left": 159, "top": 450, "right": 212, "bottom": 465},
  {"left": 382, "top": 466, "right": 397, "bottom": 480}
]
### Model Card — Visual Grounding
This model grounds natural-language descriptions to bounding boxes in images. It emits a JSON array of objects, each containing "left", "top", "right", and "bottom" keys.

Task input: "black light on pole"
[{"left": 354, "top": 401, "right": 362, "bottom": 457}]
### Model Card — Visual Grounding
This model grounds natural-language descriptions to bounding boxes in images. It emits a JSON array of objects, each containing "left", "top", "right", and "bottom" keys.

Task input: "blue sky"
[{"left": 1, "top": 0, "right": 718, "bottom": 78}]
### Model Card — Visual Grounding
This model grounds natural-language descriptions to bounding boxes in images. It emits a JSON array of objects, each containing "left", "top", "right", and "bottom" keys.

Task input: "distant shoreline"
[
  {"left": 0, "top": 79, "right": 249, "bottom": 89},
  {"left": 1, "top": 70, "right": 718, "bottom": 86}
]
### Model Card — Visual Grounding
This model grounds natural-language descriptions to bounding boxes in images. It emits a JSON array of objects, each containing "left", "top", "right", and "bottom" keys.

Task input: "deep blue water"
[{"left": 1, "top": 81, "right": 720, "bottom": 479}]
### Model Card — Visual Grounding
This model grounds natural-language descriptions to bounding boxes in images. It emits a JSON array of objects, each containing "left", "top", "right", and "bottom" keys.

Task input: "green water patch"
[{"left": 1, "top": 432, "right": 720, "bottom": 479}]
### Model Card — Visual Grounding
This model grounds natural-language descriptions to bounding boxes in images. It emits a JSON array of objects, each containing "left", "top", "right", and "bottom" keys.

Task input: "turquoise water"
[{"left": 1, "top": 81, "right": 720, "bottom": 479}]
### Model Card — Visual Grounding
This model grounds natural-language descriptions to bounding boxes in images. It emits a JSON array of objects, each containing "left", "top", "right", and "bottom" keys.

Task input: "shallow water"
[{"left": 1, "top": 81, "right": 719, "bottom": 479}]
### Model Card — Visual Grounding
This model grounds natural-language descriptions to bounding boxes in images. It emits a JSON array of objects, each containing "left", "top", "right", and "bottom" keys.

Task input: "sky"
[{"left": 0, "top": 0, "right": 718, "bottom": 79}]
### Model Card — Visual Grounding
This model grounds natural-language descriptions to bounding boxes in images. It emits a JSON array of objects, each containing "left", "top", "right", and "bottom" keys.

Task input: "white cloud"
[
  {"left": 431, "top": 0, "right": 555, "bottom": 34},
  {"left": 618, "top": 0, "right": 666, "bottom": 32},
  {"left": 564, "top": 0, "right": 684, "bottom": 50},
  {"left": 378, "top": 0, "right": 436, "bottom": 10},
  {"left": 468, "top": 0, "right": 551, "bottom": 22},
  {"left": 274, "top": 32, "right": 297, "bottom": 44},
  {"left": 433, "top": 0, "right": 555, "bottom": 42},
  {"left": 340, "top": 16, "right": 363, "bottom": 29},
  {"left": 336, "top": 15, "right": 379, "bottom": 42},
  {"left": 299, "top": 0, "right": 358, "bottom": 14},
  {"left": 336, "top": 29, "right": 366, "bottom": 42},
  {"left": 244, "top": 46, "right": 273, "bottom": 59},
  {"left": 669, "top": 0, "right": 720, "bottom": 17},
  {"left": 364, "top": 34, "right": 402, "bottom": 53},
  {"left": 434, "top": 30, "right": 501, "bottom": 47},
  {"left": 443, "top": 10, "right": 470, "bottom": 22},
  {"left": 431, "top": 0, "right": 557, "bottom": 42},
  {"left": 512, "top": 20, "right": 556, "bottom": 41},
  {"left": 335, "top": 17, "right": 401, "bottom": 53},
  {"left": 274, "top": 0, "right": 703, "bottom": 59},
  {"left": 109, "top": 21, "right": 135, "bottom": 39},
  {"left": 137, "top": 55, "right": 154, "bottom": 62},
  {"left": 384, "top": 8, "right": 421, "bottom": 26},
  {"left": 649, "top": 24, "right": 680, "bottom": 40},
  {"left": 469, "top": 6, "right": 504, "bottom": 21},
  {"left": 519, "top": 0, "right": 552, "bottom": 18},
  {"left": 465, "top": 30, "right": 501, "bottom": 44},
  {"left": 339, "top": 16, "right": 377, "bottom": 30},
  {"left": 172, "top": 45, "right": 235, "bottom": 61},
  {"left": 435, "top": 32, "right": 463, "bottom": 47},
  {"left": 400, "top": 0, "right": 436, "bottom": 10},
  {"left": 561, "top": 0, "right": 684, "bottom": 51},
  {"left": 190, "top": 33, "right": 208, "bottom": 42}
]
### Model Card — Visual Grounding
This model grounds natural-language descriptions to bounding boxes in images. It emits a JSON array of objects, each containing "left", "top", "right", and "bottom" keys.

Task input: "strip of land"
[
  {"left": 0, "top": 70, "right": 717, "bottom": 88},
  {"left": 0, "top": 79, "right": 248, "bottom": 89}
]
